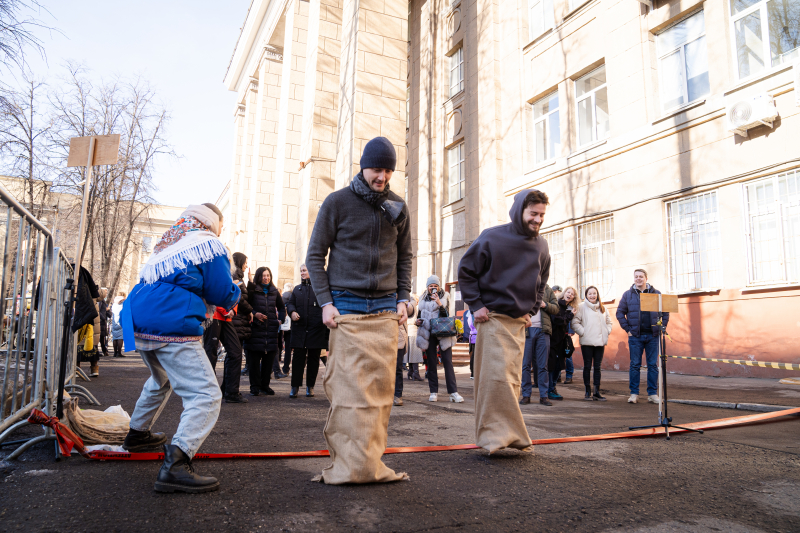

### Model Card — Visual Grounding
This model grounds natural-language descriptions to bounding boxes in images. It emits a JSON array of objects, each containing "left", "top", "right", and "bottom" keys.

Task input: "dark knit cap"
[{"left": 360, "top": 137, "right": 396, "bottom": 171}]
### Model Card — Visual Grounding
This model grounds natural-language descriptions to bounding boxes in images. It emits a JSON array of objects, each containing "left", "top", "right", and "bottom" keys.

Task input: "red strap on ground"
[
  {"left": 27, "top": 408, "right": 90, "bottom": 458},
  {"left": 86, "top": 406, "right": 800, "bottom": 461}
]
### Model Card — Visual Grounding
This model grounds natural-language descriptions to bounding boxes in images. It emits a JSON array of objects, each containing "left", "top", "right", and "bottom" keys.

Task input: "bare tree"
[
  {"left": 0, "top": 70, "right": 53, "bottom": 218},
  {"left": 0, "top": 0, "right": 46, "bottom": 73},
  {"left": 49, "top": 64, "right": 174, "bottom": 297}
]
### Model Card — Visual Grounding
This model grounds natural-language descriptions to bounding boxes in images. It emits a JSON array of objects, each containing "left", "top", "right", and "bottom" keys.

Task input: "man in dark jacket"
[
  {"left": 520, "top": 284, "right": 558, "bottom": 406},
  {"left": 98, "top": 289, "right": 111, "bottom": 357},
  {"left": 616, "top": 268, "right": 670, "bottom": 404},
  {"left": 202, "top": 251, "right": 249, "bottom": 404},
  {"left": 306, "top": 136, "right": 411, "bottom": 484},
  {"left": 458, "top": 189, "right": 549, "bottom": 453}
]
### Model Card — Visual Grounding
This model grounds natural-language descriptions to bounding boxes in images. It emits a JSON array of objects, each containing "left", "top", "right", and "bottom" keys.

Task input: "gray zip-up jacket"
[{"left": 305, "top": 184, "right": 412, "bottom": 307}]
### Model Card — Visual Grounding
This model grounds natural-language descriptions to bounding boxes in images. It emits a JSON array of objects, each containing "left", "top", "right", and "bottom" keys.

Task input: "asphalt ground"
[{"left": 2, "top": 352, "right": 800, "bottom": 533}]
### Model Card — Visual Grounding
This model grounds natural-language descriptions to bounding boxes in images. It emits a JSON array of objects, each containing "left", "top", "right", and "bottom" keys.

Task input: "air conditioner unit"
[{"left": 726, "top": 93, "right": 779, "bottom": 138}]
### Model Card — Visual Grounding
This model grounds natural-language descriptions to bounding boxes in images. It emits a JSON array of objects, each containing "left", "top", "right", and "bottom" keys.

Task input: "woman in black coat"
[
  {"left": 548, "top": 299, "right": 575, "bottom": 399},
  {"left": 286, "top": 264, "right": 329, "bottom": 398},
  {"left": 243, "top": 266, "right": 285, "bottom": 396}
]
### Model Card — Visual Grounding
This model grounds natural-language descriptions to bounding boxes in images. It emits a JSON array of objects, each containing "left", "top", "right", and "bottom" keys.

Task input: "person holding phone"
[{"left": 415, "top": 275, "right": 463, "bottom": 403}]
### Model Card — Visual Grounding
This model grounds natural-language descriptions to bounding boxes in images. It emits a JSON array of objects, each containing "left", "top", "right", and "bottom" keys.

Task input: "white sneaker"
[
  {"left": 628, "top": 394, "right": 638, "bottom": 404},
  {"left": 648, "top": 395, "right": 659, "bottom": 404},
  {"left": 450, "top": 392, "right": 464, "bottom": 403},
  {"left": 429, "top": 393, "right": 438, "bottom": 402}
]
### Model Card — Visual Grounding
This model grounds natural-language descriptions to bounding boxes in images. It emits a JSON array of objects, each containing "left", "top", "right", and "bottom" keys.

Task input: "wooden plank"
[
  {"left": 640, "top": 293, "right": 679, "bottom": 313},
  {"left": 67, "top": 135, "right": 121, "bottom": 167}
]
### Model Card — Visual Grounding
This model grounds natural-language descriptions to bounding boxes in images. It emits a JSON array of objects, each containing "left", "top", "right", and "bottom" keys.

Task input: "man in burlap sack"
[
  {"left": 457, "top": 189, "right": 550, "bottom": 453},
  {"left": 306, "top": 136, "right": 412, "bottom": 484}
]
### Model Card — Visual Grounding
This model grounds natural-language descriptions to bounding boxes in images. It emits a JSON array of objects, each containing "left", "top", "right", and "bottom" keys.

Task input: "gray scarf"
[{"left": 349, "top": 172, "right": 407, "bottom": 227}]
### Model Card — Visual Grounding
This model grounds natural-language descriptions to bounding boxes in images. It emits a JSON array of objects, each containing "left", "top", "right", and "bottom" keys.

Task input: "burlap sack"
[
  {"left": 63, "top": 398, "right": 130, "bottom": 445},
  {"left": 315, "top": 312, "right": 409, "bottom": 484},
  {"left": 473, "top": 312, "right": 533, "bottom": 453}
]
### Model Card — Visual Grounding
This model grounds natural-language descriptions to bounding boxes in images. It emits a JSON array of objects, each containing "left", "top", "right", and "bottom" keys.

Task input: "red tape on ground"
[{"left": 87, "top": 406, "right": 800, "bottom": 461}]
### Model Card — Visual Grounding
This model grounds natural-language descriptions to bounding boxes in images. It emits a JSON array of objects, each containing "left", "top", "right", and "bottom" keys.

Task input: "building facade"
[{"left": 225, "top": 0, "right": 800, "bottom": 377}]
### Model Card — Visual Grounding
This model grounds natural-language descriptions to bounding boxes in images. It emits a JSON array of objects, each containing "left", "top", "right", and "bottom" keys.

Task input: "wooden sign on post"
[
  {"left": 67, "top": 134, "right": 121, "bottom": 167},
  {"left": 640, "top": 293, "right": 679, "bottom": 313}
]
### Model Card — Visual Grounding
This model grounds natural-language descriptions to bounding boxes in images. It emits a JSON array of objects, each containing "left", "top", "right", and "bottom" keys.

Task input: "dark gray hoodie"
[{"left": 457, "top": 189, "right": 550, "bottom": 319}]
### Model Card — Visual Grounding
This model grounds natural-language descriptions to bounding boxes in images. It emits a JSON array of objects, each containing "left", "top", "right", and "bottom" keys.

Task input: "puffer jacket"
[
  {"left": 530, "top": 284, "right": 559, "bottom": 336},
  {"left": 92, "top": 300, "right": 101, "bottom": 349},
  {"left": 287, "top": 278, "right": 328, "bottom": 350},
  {"left": 616, "top": 283, "right": 670, "bottom": 337},
  {"left": 571, "top": 300, "right": 613, "bottom": 347},
  {"left": 231, "top": 269, "right": 252, "bottom": 341},
  {"left": 398, "top": 299, "right": 416, "bottom": 349},
  {"left": 244, "top": 282, "right": 284, "bottom": 353},
  {"left": 416, "top": 290, "right": 455, "bottom": 351}
]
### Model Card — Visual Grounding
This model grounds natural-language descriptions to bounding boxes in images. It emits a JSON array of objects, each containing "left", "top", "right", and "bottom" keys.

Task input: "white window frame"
[
  {"left": 728, "top": 0, "right": 800, "bottom": 82},
  {"left": 666, "top": 192, "right": 723, "bottom": 293},
  {"left": 656, "top": 10, "right": 709, "bottom": 112},
  {"left": 528, "top": 0, "right": 554, "bottom": 41},
  {"left": 743, "top": 169, "right": 800, "bottom": 285},
  {"left": 575, "top": 65, "right": 609, "bottom": 147},
  {"left": 543, "top": 230, "right": 565, "bottom": 290},
  {"left": 447, "top": 142, "right": 466, "bottom": 203},
  {"left": 449, "top": 48, "right": 464, "bottom": 98},
  {"left": 530, "top": 91, "right": 560, "bottom": 164},
  {"left": 578, "top": 217, "right": 615, "bottom": 302}
]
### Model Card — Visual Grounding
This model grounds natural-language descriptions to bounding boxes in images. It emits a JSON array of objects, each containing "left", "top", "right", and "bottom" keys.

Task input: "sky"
[{"left": 26, "top": 0, "right": 252, "bottom": 207}]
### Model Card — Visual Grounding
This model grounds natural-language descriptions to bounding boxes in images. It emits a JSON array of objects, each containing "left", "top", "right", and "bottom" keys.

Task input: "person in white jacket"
[{"left": 571, "top": 286, "right": 613, "bottom": 401}]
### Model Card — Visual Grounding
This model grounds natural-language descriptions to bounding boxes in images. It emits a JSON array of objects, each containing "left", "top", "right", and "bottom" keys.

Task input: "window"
[
  {"left": 730, "top": 0, "right": 800, "bottom": 80},
  {"left": 447, "top": 142, "right": 465, "bottom": 203},
  {"left": 449, "top": 48, "right": 464, "bottom": 97},
  {"left": 667, "top": 192, "right": 722, "bottom": 292},
  {"left": 529, "top": 0, "right": 554, "bottom": 40},
  {"left": 543, "top": 230, "right": 565, "bottom": 290},
  {"left": 530, "top": 91, "right": 561, "bottom": 164},
  {"left": 744, "top": 169, "right": 800, "bottom": 284},
  {"left": 578, "top": 217, "right": 615, "bottom": 301},
  {"left": 575, "top": 66, "right": 609, "bottom": 147},
  {"left": 142, "top": 236, "right": 153, "bottom": 253},
  {"left": 657, "top": 10, "right": 710, "bottom": 112}
]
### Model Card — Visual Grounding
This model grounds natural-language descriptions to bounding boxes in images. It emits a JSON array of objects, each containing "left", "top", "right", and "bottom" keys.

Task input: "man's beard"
[{"left": 527, "top": 224, "right": 540, "bottom": 237}]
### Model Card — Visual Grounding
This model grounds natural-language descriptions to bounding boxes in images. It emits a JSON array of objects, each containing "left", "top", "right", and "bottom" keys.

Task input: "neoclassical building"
[{"left": 223, "top": 0, "right": 800, "bottom": 376}]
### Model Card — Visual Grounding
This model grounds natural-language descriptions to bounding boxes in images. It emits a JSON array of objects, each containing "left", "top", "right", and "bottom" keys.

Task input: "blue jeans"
[
  {"left": 565, "top": 357, "right": 574, "bottom": 378},
  {"left": 331, "top": 290, "right": 397, "bottom": 315},
  {"left": 521, "top": 327, "right": 550, "bottom": 398},
  {"left": 129, "top": 341, "right": 222, "bottom": 458},
  {"left": 629, "top": 333, "right": 659, "bottom": 395}
]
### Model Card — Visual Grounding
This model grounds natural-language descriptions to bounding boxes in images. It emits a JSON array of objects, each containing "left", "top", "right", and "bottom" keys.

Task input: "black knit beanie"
[{"left": 360, "top": 137, "right": 396, "bottom": 171}]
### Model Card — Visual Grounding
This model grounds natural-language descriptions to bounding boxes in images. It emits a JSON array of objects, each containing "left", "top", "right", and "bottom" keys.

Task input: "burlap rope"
[
  {"left": 314, "top": 312, "right": 409, "bottom": 484},
  {"left": 473, "top": 312, "right": 534, "bottom": 453}
]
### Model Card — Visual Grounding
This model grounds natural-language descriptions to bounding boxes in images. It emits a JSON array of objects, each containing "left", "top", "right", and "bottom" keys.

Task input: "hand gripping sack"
[
  {"left": 473, "top": 312, "right": 533, "bottom": 453},
  {"left": 314, "top": 312, "right": 409, "bottom": 484}
]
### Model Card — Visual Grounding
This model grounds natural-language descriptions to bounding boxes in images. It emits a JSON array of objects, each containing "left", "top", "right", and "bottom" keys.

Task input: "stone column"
[
  {"left": 234, "top": 77, "right": 258, "bottom": 252},
  {"left": 225, "top": 103, "right": 246, "bottom": 246},
  {"left": 334, "top": 0, "right": 408, "bottom": 189},
  {"left": 271, "top": 0, "right": 310, "bottom": 287},
  {"left": 294, "top": 0, "right": 342, "bottom": 280},
  {"left": 244, "top": 65, "right": 265, "bottom": 260}
]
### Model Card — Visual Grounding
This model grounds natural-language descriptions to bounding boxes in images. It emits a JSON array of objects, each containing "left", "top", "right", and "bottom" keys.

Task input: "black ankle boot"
[
  {"left": 584, "top": 386, "right": 592, "bottom": 401},
  {"left": 593, "top": 385, "right": 607, "bottom": 401},
  {"left": 154, "top": 444, "right": 219, "bottom": 493},
  {"left": 289, "top": 387, "right": 299, "bottom": 398},
  {"left": 122, "top": 428, "right": 168, "bottom": 452}
]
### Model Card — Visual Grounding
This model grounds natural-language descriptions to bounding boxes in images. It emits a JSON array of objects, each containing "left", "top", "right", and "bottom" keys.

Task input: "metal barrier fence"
[{"left": 0, "top": 182, "right": 92, "bottom": 460}]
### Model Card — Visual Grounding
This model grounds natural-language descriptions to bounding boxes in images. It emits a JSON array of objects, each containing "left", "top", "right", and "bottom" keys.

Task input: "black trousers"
[
  {"left": 273, "top": 331, "right": 283, "bottom": 374},
  {"left": 246, "top": 349, "right": 277, "bottom": 393},
  {"left": 99, "top": 323, "right": 109, "bottom": 356},
  {"left": 282, "top": 331, "right": 292, "bottom": 373},
  {"left": 395, "top": 348, "right": 404, "bottom": 397},
  {"left": 426, "top": 339, "right": 457, "bottom": 394},
  {"left": 291, "top": 348, "right": 321, "bottom": 388},
  {"left": 113, "top": 339, "right": 123, "bottom": 357},
  {"left": 203, "top": 319, "right": 244, "bottom": 398},
  {"left": 582, "top": 345, "right": 604, "bottom": 388},
  {"left": 468, "top": 343, "right": 475, "bottom": 377}
]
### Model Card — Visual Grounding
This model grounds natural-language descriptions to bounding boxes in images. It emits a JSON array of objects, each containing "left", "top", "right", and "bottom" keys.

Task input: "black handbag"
[
  {"left": 564, "top": 334, "right": 575, "bottom": 358},
  {"left": 430, "top": 304, "right": 457, "bottom": 338}
]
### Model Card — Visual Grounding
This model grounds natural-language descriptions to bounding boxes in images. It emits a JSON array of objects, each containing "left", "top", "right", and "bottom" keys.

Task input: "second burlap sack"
[
  {"left": 473, "top": 312, "right": 533, "bottom": 453},
  {"left": 315, "top": 312, "right": 409, "bottom": 484}
]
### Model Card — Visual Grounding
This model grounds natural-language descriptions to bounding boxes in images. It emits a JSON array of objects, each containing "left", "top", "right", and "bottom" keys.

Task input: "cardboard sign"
[
  {"left": 640, "top": 293, "right": 679, "bottom": 313},
  {"left": 67, "top": 135, "right": 121, "bottom": 167}
]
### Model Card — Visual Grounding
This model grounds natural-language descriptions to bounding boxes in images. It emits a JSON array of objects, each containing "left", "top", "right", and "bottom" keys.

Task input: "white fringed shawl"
[{"left": 139, "top": 230, "right": 229, "bottom": 285}]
